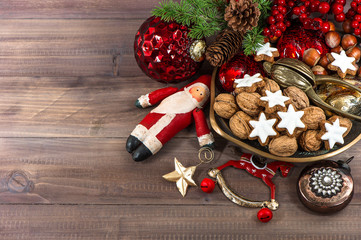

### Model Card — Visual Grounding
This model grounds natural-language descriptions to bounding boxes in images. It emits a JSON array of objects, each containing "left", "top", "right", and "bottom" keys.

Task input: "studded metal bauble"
[
  {"left": 277, "top": 24, "right": 329, "bottom": 60},
  {"left": 134, "top": 16, "right": 202, "bottom": 83},
  {"left": 218, "top": 52, "right": 265, "bottom": 92},
  {"left": 309, "top": 168, "right": 343, "bottom": 198}
]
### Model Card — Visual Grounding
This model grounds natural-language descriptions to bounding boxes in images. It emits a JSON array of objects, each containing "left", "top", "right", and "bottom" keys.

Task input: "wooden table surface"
[{"left": 0, "top": 0, "right": 360, "bottom": 239}]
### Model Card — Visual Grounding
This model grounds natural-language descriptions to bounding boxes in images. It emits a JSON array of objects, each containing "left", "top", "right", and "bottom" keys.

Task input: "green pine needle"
[
  {"left": 242, "top": 27, "right": 265, "bottom": 56},
  {"left": 152, "top": 0, "right": 227, "bottom": 39}
]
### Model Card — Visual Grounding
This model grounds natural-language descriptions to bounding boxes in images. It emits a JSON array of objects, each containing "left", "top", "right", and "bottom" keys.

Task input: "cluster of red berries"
[
  {"left": 264, "top": 0, "right": 348, "bottom": 38},
  {"left": 346, "top": 0, "right": 361, "bottom": 35}
]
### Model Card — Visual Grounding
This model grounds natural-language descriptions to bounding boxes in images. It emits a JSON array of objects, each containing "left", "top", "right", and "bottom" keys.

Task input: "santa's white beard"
[{"left": 151, "top": 90, "right": 198, "bottom": 114}]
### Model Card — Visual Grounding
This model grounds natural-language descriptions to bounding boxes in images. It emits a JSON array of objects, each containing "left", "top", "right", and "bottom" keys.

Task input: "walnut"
[
  {"left": 269, "top": 135, "right": 298, "bottom": 157},
  {"left": 301, "top": 106, "right": 326, "bottom": 130},
  {"left": 214, "top": 93, "right": 238, "bottom": 119},
  {"left": 283, "top": 86, "right": 310, "bottom": 110},
  {"left": 259, "top": 77, "right": 280, "bottom": 96},
  {"left": 299, "top": 130, "right": 323, "bottom": 152},
  {"left": 328, "top": 115, "right": 352, "bottom": 137},
  {"left": 229, "top": 111, "right": 252, "bottom": 139},
  {"left": 236, "top": 92, "right": 263, "bottom": 117}
]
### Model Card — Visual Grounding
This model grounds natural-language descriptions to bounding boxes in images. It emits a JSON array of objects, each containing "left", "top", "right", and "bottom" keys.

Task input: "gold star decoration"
[{"left": 162, "top": 158, "right": 197, "bottom": 197}]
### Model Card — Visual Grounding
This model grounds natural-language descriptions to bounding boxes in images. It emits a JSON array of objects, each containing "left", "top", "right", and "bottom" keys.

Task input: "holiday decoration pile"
[{"left": 214, "top": 75, "right": 353, "bottom": 157}]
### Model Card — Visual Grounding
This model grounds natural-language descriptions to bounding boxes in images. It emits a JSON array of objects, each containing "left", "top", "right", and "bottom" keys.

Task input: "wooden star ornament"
[{"left": 163, "top": 158, "right": 197, "bottom": 197}]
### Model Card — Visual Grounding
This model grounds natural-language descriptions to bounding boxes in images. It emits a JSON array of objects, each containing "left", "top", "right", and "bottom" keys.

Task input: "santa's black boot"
[
  {"left": 126, "top": 135, "right": 142, "bottom": 153},
  {"left": 132, "top": 144, "right": 153, "bottom": 162}
]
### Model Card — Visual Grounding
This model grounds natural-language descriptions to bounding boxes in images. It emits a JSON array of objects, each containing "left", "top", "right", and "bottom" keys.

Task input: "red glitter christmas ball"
[
  {"left": 277, "top": 24, "right": 329, "bottom": 60},
  {"left": 134, "top": 16, "right": 202, "bottom": 83},
  {"left": 218, "top": 52, "right": 266, "bottom": 93}
]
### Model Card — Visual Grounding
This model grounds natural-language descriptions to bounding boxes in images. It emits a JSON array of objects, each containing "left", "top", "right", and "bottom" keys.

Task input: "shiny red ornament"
[
  {"left": 134, "top": 16, "right": 202, "bottom": 83},
  {"left": 257, "top": 208, "right": 273, "bottom": 223},
  {"left": 200, "top": 178, "right": 216, "bottom": 193},
  {"left": 218, "top": 52, "right": 266, "bottom": 93},
  {"left": 277, "top": 24, "right": 329, "bottom": 60}
]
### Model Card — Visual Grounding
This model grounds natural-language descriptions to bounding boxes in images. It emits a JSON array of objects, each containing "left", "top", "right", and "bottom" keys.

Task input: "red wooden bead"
[
  {"left": 257, "top": 208, "right": 273, "bottom": 223},
  {"left": 200, "top": 178, "right": 216, "bottom": 193}
]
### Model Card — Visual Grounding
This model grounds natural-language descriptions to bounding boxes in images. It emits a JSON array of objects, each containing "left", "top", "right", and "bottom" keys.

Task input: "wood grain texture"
[
  {"left": 0, "top": 0, "right": 160, "bottom": 19},
  {"left": 0, "top": 204, "right": 360, "bottom": 240}
]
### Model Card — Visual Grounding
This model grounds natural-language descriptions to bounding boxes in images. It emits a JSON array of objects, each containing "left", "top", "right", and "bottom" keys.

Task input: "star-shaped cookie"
[
  {"left": 320, "top": 118, "right": 347, "bottom": 150},
  {"left": 254, "top": 42, "right": 279, "bottom": 62},
  {"left": 249, "top": 112, "right": 278, "bottom": 146},
  {"left": 277, "top": 104, "right": 306, "bottom": 136},
  {"left": 162, "top": 158, "right": 197, "bottom": 197},
  {"left": 327, "top": 50, "right": 358, "bottom": 78},
  {"left": 233, "top": 73, "right": 265, "bottom": 94},
  {"left": 260, "top": 90, "right": 290, "bottom": 113}
]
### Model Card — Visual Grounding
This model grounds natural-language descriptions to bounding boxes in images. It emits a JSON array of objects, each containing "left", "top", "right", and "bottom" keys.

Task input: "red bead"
[
  {"left": 293, "top": 7, "right": 301, "bottom": 15},
  {"left": 275, "top": 14, "right": 284, "bottom": 22},
  {"left": 335, "top": 12, "right": 345, "bottom": 22},
  {"left": 200, "top": 178, "right": 216, "bottom": 193},
  {"left": 355, "top": 14, "right": 361, "bottom": 22},
  {"left": 318, "top": 2, "right": 330, "bottom": 14},
  {"left": 263, "top": 27, "right": 271, "bottom": 36},
  {"left": 355, "top": 28, "right": 361, "bottom": 35},
  {"left": 275, "top": 30, "right": 282, "bottom": 37},
  {"left": 352, "top": 20, "right": 359, "bottom": 28},
  {"left": 257, "top": 208, "right": 273, "bottom": 223},
  {"left": 351, "top": 1, "right": 358, "bottom": 10},
  {"left": 332, "top": 3, "right": 344, "bottom": 15},
  {"left": 268, "top": 16, "right": 276, "bottom": 25},
  {"left": 322, "top": 21, "right": 330, "bottom": 33}
]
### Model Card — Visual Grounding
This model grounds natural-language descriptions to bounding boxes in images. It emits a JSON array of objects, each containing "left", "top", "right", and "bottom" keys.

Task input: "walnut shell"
[
  {"left": 214, "top": 93, "right": 238, "bottom": 119},
  {"left": 236, "top": 92, "right": 262, "bottom": 117},
  {"left": 301, "top": 106, "right": 326, "bottom": 130},
  {"left": 269, "top": 135, "right": 298, "bottom": 157},
  {"left": 299, "top": 130, "right": 323, "bottom": 152},
  {"left": 283, "top": 86, "right": 309, "bottom": 110},
  {"left": 328, "top": 115, "right": 352, "bottom": 137},
  {"left": 259, "top": 77, "right": 280, "bottom": 96},
  {"left": 229, "top": 111, "right": 252, "bottom": 139}
]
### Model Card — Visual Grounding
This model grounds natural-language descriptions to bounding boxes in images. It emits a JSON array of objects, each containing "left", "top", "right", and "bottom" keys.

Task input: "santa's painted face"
[{"left": 189, "top": 86, "right": 206, "bottom": 102}]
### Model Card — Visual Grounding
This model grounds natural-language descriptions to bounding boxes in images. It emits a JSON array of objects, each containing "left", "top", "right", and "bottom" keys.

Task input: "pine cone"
[
  {"left": 224, "top": 0, "right": 260, "bottom": 34},
  {"left": 206, "top": 29, "right": 243, "bottom": 67}
]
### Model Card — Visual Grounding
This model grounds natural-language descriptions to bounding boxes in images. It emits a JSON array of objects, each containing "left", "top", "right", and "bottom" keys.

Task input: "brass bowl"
[{"left": 210, "top": 68, "right": 361, "bottom": 162}]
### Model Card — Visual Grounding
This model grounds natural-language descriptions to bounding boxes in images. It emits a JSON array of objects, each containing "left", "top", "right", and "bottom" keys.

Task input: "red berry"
[
  {"left": 335, "top": 0, "right": 346, "bottom": 6},
  {"left": 275, "top": 30, "right": 282, "bottom": 37},
  {"left": 276, "top": 22, "right": 286, "bottom": 32},
  {"left": 278, "top": 6, "right": 287, "bottom": 14},
  {"left": 200, "top": 178, "right": 216, "bottom": 193},
  {"left": 356, "top": 0, "right": 361, "bottom": 4},
  {"left": 275, "top": 14, "right": 284, "bottom": 22},
  {"left": 278, "top": 0, "right": 286, "bottom": 6},
  {"left": 263, "top": 27, "right": 271, "bottom": 36},
  {"left": 270, "top": 24, "right": 277, "bottom": 32},
  {"left": 355, "top": 14, "right": 361, "bottom": 22},
  {"left": 288, "top": 1, "right": 295, "bottom": 7},
  {"left": 313, "top": 18, "right": 323, "bottom": 30},
  {"left": 285, "top": 21, "right": 291, "bottom": 27},
  {"left": 300, "top": 5, "right": 306, "bottom": 13},
  {"left": 293, "top": 7, "right": 301, "bottom": 15},
  {"left": 335, "top": 12, "right": 345, "bottom": 22},
  {"left": 310, "top": 0, "right": 320, "bottom": 12},
  {"left": 322, "top": 21, "right": 330, "bottom": 33},
  {"left": 303, "top": 18, "right": 312, "bottom": 29},
  {"left": 347, "top": 9, "right": 357, "bottom": 18},
  {"left": 357, "top": 5, "right": 361, "bottom": 14},
  {"left": 318, "top": 2, "right": 330, "bottom": 14},
  {"left": 267, "top": 16, "right": 276, "bottom": 25},
  {"left": 258, "top": 208, "right": 273, "bottom": 223},
  {"left": 355, "top": 28, "right": 361, "bottom": 35},
  {"left": 351, "top": 1, "right": 358, "bottom": 10},
  {"left": 300, "top": 13, "right": 308, "bottom": 20},
  {"left": 272, "top": 10, "right": 280, "bottom": 16},
  {"left": 332, "top": 3, "right": 344, "bottom": 15},
  {"left": 352, "top": 20, "right": 359, "bottom": 28},
  {"left": 305, "top": 1, "right": 310, "bottom": 7}
]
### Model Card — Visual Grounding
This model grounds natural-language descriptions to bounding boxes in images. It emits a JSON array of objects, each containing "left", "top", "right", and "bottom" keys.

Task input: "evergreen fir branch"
[
  {"left": 152, "top": 0, "right": 227, "bottom": 39},
  {"left": 253, "top": 0, "right": 272, "bottom": 23},
  {"left": 242, "top": 26, "right": 265, "bottom": 56}
]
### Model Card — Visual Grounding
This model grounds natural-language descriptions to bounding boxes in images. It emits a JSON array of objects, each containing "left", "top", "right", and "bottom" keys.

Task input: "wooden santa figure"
[{"left": 126, "top": 75, "right": 215, "bottom": 161}]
